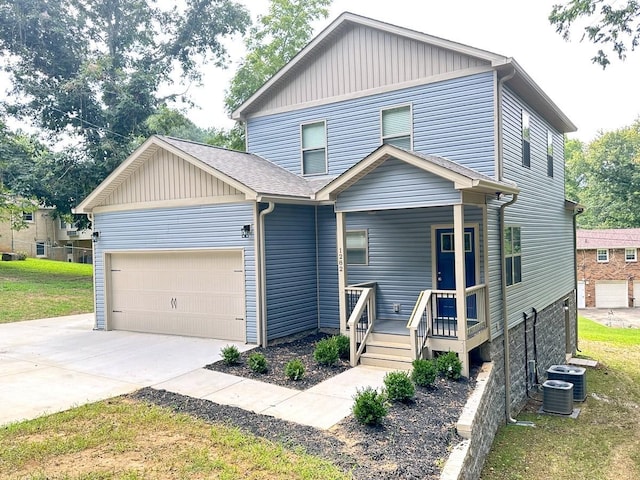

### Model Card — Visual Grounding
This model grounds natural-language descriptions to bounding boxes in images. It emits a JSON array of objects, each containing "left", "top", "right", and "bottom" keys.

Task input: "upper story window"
[
  {"left": 301, "top": 121, "right": 327, "bottom": 175},
  {"left": 504, "top": 226, "right": 522, "bottom": 286},
  {"left": 346, "top": 230, "right": 368, "bottom": 265},
  {"left": 625, "top": 248, "right": 637, "bottom": 262},
  {"left": 22, "top": 212, "right": 34, "bottom": 222},
  {"left": 381, "top": 105, "right": 412, "bottom": 150},
  {"left": 597, "top": 249, "right": 609, "bottom": 263},
  {"left": 522, "top": 110, "right": 531, "bottom": 168},
  {"left": 547, "top": 130, "right": 554, "bottom": 177}
]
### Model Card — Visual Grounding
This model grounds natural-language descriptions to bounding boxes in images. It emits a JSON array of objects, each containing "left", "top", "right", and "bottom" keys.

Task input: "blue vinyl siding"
[
  {"left": 247, "top": 72, "right": 496, "bottom": 177},
  {"left": 499, "top": 87, "right": 574, "bottom": 333},
  {"left": 317, "top": 205, "right": 340, "bottom": 329},
  {"left": 336, "top": 157, "right": 461, "bottom": 212},
  {"left": 92, "top": 203, "right": 257, "bottom": 342},
  {"left": 346, "top": 206, "right": 484, "bottom": 320},
  {"left": 264, "top": 204, "right": 318, "bottom": 340}
]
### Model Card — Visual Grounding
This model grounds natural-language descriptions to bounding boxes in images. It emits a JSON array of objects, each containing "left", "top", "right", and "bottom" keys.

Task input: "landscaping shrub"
[
  {"left": 352, "top": 387, "right": 388, "bottom": 425},
  {"left": 220, "top": 345, "right": 240, "bottom": 366},
  {"left": 284, "top": 358, "right": 306, "bottom": 381},
  {"left": 314, "top": 337, "right": 339, "bottom": 366},
  {"left": 411, "top": 358, "right": 438, "bottom": 387},
  {"left": 436, "top": 351, "right": 462, "bottom": 380},
  {"left": 384, "top": 371, "right": 415, "bottom": 403},
  {"left": 248, "top": 352, "right": 268, "bottom": 374},
  {"left": 332, "top": 334, "right": 350, "bottom": 359}
]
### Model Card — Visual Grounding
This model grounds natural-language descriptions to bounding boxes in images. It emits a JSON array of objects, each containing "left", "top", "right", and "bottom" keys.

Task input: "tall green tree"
[
  {"left": 211, "top": 0, "right": 332, "bottom": 151},
  {"left": 564, "top": 137, "right": 586, "bottom": 202},
  {"left": 550, "top": 0, "right": 640, "bottom": 67},
  {"left": 0, "top": 0, "right": 250, "bottom": 214},
  {"left": 568, "top": 121, "right": 640, "bottom": 227}
]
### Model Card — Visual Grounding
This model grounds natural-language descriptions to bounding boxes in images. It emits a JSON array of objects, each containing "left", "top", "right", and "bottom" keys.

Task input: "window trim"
[
  {"left": 346, "top": 230, "right": 368, "bottom": 266},
  {"left": 300, "top": 120, "right": 327, "bottom": 176},
  {"left": 521, "top": 110, "right": 531, "bottom": 169},
  {"left": 547, "top": 130, "right": 554, "bottom": 178},
  {"left": 35, "top": 241, "right": 46, "bottom": 257},
  {"left": 504, "top": 225, "right": 522, "bottom": 287},
  {"left": 380, "top": 103, "right": 413, "bottom": 150},
  {"left": 23, "top": 212, "right": 34, "bottom": 223},
  {"left": 596, "top": 248, "right": 609, "bottom": 263},
  {"left": 625, "top": 248, "right": 637, "bottom": 262}
]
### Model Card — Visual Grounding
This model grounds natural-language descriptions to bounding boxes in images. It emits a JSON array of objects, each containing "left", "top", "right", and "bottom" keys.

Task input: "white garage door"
[
  {"left": 634, "top": 283, "right": 640, "bottom": 307},
  {"left": 108, "top": 250, "right": 245, "bottom": 341},
  {"left": 595, "top": 280, "right": 628, "bottom": 309}
]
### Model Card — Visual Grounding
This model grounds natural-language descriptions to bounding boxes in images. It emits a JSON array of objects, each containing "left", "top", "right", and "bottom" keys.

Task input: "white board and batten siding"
[
  {"left": 595, "top": 281, "right": 628, "bottom": 308},
  {"left": 497, "top": 87, "right": 575, "bottom": 336},
  {"left": 93, "top": 202, "right": 258, "bottom": 343},
  {"left": 246, "top": 23, "right": 491, "bottom": 116},
  {"left": 247, "top": 72, "right": 497, "bottom": 178}
]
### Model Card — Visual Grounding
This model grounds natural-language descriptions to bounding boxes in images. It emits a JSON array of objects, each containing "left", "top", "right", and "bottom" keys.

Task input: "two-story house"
[{"left": 76, "top": 12, "right": 579, "bottom": 427}]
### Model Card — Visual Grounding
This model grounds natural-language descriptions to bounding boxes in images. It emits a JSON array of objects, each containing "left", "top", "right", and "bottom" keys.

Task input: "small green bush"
[
  {"left": 384, "top": 371, "right": 415, "bottom": 403},
  {"left": 314, "top": 337, "right": 339, "bottom": 366},
  {"left": 332, "top": 335, "right": 350, "bottom": 359},
  {"left": 436, "top": 351, "right": 462, "bottom": 380},
  {"left": 352, "top": 387, "right": 388, "bottom": 425},
  {"left": 284, "top": 358, "right": 305, "bottom": 381},
  {"left": 248, "top": 352, "right": 268, "bottom": 374},
  {"left": 16, "top": 251, "right": 27, "bottom": 260},
  {"left": 220, "top": 345, "right": 240, "bottom": 365},
  {"left": 411, "top": 358, "right": 438, "bottom": 387}
]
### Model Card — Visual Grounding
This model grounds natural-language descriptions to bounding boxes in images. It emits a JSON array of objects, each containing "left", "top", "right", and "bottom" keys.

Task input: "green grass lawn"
[
  {"left": 481, "top": 317, "right": 640, "bottom": 480},
  {"left": 0, "top": 258, "right": 94, "bottom": 323}
]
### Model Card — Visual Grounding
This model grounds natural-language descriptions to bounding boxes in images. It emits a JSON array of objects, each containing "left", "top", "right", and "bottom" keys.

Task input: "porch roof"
[{"left": 314, "top": 144, "right": 519, "bottom": 201}]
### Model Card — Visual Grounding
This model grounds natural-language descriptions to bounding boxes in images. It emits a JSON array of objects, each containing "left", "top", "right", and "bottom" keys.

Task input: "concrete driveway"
[
  {"left": 0, "top": 314, "right": 253, "bottom": 427},
  {"left": 579, "top": 308, "right": 640, "bottom": 328}
]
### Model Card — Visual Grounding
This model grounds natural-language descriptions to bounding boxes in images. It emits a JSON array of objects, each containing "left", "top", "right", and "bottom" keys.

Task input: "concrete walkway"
[{"left": 0, "top": 314, "right": 390, "bottom": 429}]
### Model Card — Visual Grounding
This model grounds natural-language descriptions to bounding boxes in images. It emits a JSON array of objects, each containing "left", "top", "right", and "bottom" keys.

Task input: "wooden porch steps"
[{"left": 359, "top": 332, "right": 413, "bottom": 371}]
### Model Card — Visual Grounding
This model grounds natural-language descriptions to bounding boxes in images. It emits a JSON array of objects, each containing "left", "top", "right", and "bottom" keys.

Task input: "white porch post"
[
  {"left": 336, "top": 211, "right": 348, "bottom": 334},
  {"left": 454, "top": 203, "right": 469, "bottom": 377}
]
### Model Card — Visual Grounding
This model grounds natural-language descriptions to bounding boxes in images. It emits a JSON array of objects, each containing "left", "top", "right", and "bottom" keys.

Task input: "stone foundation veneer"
[{"left": 441, "top": 292, "right": 576, "bottom": 479}]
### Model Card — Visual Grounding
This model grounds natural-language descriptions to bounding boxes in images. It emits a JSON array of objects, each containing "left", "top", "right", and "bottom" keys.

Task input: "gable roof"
[
  {"left": 232, "top": 12, "right": 576, "bottom": 133},
  {"left": 577, "top": 229, "right": 640, "bottom": 249},
  {"left": 75, "top": 136, "right": 315, "bottom": 213},
  {"left": 315, "top": 144, "right": 519, "bottom": 201}
]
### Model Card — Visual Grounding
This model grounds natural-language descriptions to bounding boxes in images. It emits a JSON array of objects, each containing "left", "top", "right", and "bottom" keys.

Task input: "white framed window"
[
  {"left": 625, "top": 248, "right": 637, "bottom": 262},
  {"left": 36, "top": 241, "right": 46, "bottom": 257},
  {"left": 23, "top": 212, "right": 34, "bottom": 222},
  {"left": 597, "top": 249, "right": 609, "bottom": 263},
  {"left": 504, "top": 226, "right": 522, "bottom": 286},
  {"left": 522, "top": 110, "right": 531, "bottom": 168},
  {"left": 547, "top": 130, "right": 554, "bottom": 177},
  {"left": 346, "top": 230, "right": 368, "bottom": 265},
  {"left": 381, "top": 104, "right": 412, "bottom": 150},
  {"left": 301, "top": 121, "right": 327, "bottom": 175}
]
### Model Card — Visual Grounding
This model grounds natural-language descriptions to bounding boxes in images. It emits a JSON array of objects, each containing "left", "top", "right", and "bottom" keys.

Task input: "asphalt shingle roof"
[{"left": 577, "top": 229, "right": 640, "bottom": 249}]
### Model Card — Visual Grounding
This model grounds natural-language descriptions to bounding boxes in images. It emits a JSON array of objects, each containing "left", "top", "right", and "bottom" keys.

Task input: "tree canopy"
[
  {"left": 550, "top": 0, "right": 640, "bottom": 67},
  {"left": 0, "top": 0, "right": 250, "bottom": 215}
]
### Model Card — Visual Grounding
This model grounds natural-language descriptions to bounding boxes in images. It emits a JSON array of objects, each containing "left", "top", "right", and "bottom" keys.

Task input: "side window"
[
  {"left": 346, "top": 230, "right": 368, "bottom": 265},
  {"left": 301, "top": 121, "right": 327, "bottom": 175},
  {"left": 23, "top": 212, "right": 34, "bottom": 222},
  {"left": 381, "top": 105, "right": 412, "bottom": 150},
  {"left": 522, "top": 110, "right": 530, "bottom": 168},
  {"left": 625, "top": 248, "right": 637, "bottom": 262},
  {"left": 504, "top": 226, "right": 522, "bottom": 286},
  {"left": 547, "top": 130, "right": 554, "bottom": 177},
  {"left": 597, "top": 249, "right": 609, "bottom": 263}
]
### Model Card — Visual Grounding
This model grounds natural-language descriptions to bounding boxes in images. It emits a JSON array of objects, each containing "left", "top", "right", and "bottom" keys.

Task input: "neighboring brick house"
[{"left": 576, "top": 229, "right": 640, "bottom": 308}]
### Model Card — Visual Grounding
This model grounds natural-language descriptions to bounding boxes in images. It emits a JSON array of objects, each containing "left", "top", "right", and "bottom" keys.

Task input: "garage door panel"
[
  {"left": 595, "top": 281, "right": 628, "bottom": 308},
  {"left": 109, "top": 250, "right": 245, "bottom": 341}
]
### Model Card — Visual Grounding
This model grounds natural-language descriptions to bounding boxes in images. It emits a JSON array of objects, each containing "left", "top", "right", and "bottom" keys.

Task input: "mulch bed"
[{"left": 131, "top": 332, "right": 477, "bottom": 479}]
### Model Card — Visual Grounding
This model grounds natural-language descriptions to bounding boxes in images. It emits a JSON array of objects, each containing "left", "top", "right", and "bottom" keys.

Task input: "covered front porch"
[{"left": 315, "top": 144, "right": 519, "bottom": 376}]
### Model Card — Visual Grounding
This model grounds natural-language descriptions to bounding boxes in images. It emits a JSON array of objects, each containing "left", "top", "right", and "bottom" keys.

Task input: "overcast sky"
[{"left": 187, "top": 0, "right": 640, "bottom": 143}]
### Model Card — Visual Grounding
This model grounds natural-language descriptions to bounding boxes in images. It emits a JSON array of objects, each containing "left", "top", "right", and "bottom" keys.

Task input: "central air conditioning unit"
[
  {"left": 547, "top": 365, "right": 587, "bottom": 402},
  {"left": 542, "top": 380, "right": 574, "bottom": 415}
]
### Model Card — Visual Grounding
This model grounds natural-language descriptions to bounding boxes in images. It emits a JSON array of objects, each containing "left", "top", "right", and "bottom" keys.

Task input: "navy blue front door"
[{"left": 435, "top": 227, "right": 477, "bottom": 318}]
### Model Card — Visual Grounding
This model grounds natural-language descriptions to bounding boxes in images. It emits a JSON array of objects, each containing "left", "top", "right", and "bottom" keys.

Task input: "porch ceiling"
[{"left": 314, "top": 144, "right": 519, "bottom": 201}]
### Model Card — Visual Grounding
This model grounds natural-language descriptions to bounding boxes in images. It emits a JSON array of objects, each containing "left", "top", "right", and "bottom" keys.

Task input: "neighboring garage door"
[
  {"left": 595, "top": 280, "right": 628, "bottom": 308},
  {"left": 108, "top": 250, "right": 245, "bottom": 341},
  {"left": 634, "top": 282, "right": 640, "bottom": 307}
]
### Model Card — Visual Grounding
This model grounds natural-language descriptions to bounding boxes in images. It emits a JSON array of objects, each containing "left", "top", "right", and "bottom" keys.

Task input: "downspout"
[
  {"left": 500, "top": 193, "right": 518, "bottom": 424},
  {"left": 497, "top": 65, "right": 519, "bottom": 424},
  {"left": 88, "top": 212, "right": 98, "bottom": 330},
  {"left": 572, "top": 206, "right": 584, "bottom": 352},
  {"left": 258, "top": 202, "right": 275, "bottom": 347}
]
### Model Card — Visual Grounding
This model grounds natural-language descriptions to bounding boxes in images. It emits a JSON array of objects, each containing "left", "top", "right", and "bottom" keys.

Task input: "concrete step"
[
  {"left": 360, "top": 352, "right": 413, "bottom": 370},
  {"left": 366, "top": 340, "right": 413, "bottom": 358}
]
